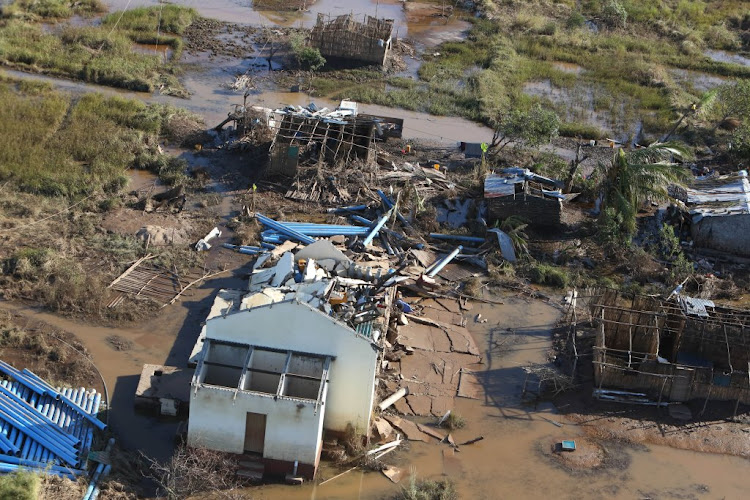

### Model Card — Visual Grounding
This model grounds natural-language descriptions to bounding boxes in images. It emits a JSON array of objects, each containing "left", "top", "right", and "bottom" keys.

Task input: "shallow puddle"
[
  {"left": 132, "top": 42, "right": 173, "bottom": 62},
  {"left": 670, "top": 68, "right": 728, "bottom": 93},
  {"left": 704, "top": 49, "right": 750, "bottom": 67}
]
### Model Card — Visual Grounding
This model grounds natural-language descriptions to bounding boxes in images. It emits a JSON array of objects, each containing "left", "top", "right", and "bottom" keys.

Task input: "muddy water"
[
  {"left": 102, "top": 0, "right": 468, "bottom": 44},
  {"left": 0, "top": 269, "right": 247, "bottom": 461},
  {"left": 3, "top": 70, "right": 493, "bottom": 143},
  {"left": 248, "top": 294, "right": 749, "bottom": 499}
]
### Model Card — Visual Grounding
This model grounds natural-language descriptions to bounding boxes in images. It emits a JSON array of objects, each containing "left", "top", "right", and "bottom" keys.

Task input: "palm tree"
[{"left": 600, "top": 142, "right": 691, "bottom": 241}]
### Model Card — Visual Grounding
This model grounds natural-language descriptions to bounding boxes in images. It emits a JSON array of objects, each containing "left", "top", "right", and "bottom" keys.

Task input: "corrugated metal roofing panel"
[
  {"left": 484, "top": 174, "right": 520, "bottom": 198},
  {"left": 686, "top": 173, "right": 750, "bottom": 217}
]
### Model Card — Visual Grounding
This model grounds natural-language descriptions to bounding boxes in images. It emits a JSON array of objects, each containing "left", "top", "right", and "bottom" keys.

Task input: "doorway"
[{"left": 244, "top": 412, "right": 266, "bottom": 454}]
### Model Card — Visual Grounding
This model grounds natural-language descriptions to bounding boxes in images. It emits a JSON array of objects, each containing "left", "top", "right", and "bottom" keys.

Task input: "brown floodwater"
[
  {"left": 102, "top": 0, "right": 469, "bottom": 45},
  {"left": 228, "top": 294, "right": 750, "bottom": 499}
]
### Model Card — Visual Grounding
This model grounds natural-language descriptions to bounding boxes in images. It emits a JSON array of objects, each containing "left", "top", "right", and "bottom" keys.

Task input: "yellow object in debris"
[
  {"left": 297, "top": 259, "right": 307, "bottom": 271},
  {"left": 329, "top": 292, "right": 347, "bottom": 305},
  {"left": 194, "top": 144, "right": 202, "bottom": 151},
  {"left": 405, "top": 144, "right": 412, "bottom": 153},
  {"left": 433, "top": 164, "right": 440, "bottom": 170}
]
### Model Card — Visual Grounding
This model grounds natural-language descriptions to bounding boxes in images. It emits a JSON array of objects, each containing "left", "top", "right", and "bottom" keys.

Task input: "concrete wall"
[
  {"left": 188, "top": 383, "right": 325, "bottom": 465},
  {"left": 692, "top": 214, "right": 750, "bottom": 256},
  {"left": 204, "top": 300, "right": 378, "bottom": 433}
]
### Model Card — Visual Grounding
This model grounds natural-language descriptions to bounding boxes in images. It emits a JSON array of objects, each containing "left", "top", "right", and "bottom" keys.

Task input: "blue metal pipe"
[
  {"left": 255, "top": 214, "right": 315, "bottom": 245},
  {"left": 21, "top": 370, "right": 106, "bottom": 431},
  {"left": 350, "top": 215, "right": 374, "bottom": 226},
  {"left": 0, "top": 406, "right": 78, "bottom": 466},
  {"left": 0, "top": 415, "right": 78, "bottom": 466},
  {"left": 363, "top": 208, "right": 393, "bottom": 247},
  {"left": 327, "top": 204, "right": 368, "bottom": 213},
  {"left": 430, "top": 233, "right": 486, "bottom": 244},
  {"left": 238, "top": 247, "right": 261, "bottom": 255},
  {"left": 0, "top": 397, "right": 80, "bottom": 457},
  {"left": 426, "top": 246, "right": 463, "bottom": 278},
  {"left": 88, "top": 463, "right": 111, "bottom": 500},
  {"left": 83, "top": 462, "right": 105, "bottom": 500},
  {"left": 0, "top": 362, "right": 57, "bottom": 400},
  {"left": 377, "top": 190, "right": 410, "bottom": 227},
  {"left": 0, "top": 387, "right": 80, "bottom": 451},
  {"left": 0, "top": 462, "right": 78, "bottom": 480},
  {"left": 0, "top": 431, "right": 19, "bottom": 455},
  {"left": 0, "top": 386, "right": 80, "bottom": 447},
  {"left": 0, "top": 455, "right": 84, "bottom": 476},
  {"left": 85, "top": 393, "right": 101, "bottom": 451}
]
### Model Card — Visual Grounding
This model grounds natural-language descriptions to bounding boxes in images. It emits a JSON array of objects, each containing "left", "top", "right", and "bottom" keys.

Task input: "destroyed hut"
[
  {"left": 484, "top": 168, "right": 568, "bottom": 226},
  {"left": 309, "top": 13, "right": 394, "bottom": 67},
  {"left": 589, "top": 289, "right": 750, "bottom": 408}
]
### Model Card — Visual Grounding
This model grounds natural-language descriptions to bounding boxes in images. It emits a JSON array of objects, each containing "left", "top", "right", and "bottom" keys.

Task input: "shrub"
[
  {"left": 566, "top": 12, "right": 586, "bottom": 29},
  {"left": 441, "top": 412, "right": 465, "bottom": 430},
  {"left": 298, "top": 46, "right": 326, "bottom": 71},
  {"left": 527, "top": 262, "right": 570, "bottom": 289},
  {"left": 398, "top": 475, "right": 457, "bottom": 500},
  {"left": 0, "top": 470, "right": 39, "bottom": 500},
  {"left": 602, "top": 0, "right": 628, "bottom": 29}
]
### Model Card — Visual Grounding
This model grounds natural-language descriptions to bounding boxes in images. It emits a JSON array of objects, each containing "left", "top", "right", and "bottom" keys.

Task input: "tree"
[
  {"left": 715, "top": 80, "right": 750, "bottom": 125},
  {"left": 600, "top": 142, "right": 690, "bottom": 243},
  {"left": 288, "top": 33, "right": 326, "bottom": 71},
  {"left": 490, "top": 104, "right": 560, "bottom": 151},
  {"left": 297, "top": 46, "right": 326, "bottom": 71},
  {"left": 713, "top": 80, "right": 750, "bottom": 161}
]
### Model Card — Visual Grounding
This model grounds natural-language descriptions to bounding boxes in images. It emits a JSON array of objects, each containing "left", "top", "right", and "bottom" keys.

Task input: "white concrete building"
[{"left": 188, "top": 295, "right": 385, "bottom": 478}]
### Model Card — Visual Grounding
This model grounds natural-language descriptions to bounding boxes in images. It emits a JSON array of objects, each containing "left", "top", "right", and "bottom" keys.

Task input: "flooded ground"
[
  {"left": 240, "top": 294, "right": 749, "bottom": 499},
  {"left": 102, "top": 0, "right": 469, "bottom": 44},
  {"left": 704, "top": 49, "right": 750, "bottom": 68},
  {"left": 4, "top": 2, "right": 750, "bottom": 498},
  {"left": 523, "top": 79, "right": 642, "bottom": 144},
  {"left": 3, "top": 70, "right": 494, "bottom": 144}
]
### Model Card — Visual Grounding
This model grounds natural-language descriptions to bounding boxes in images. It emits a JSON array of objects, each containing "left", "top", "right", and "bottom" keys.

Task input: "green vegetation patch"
[
  {"left": 1, "top": 0, "right": 106, "bottom": 20},
  {"left": 0, "top": 4, "right": 197, "bottom": 93},
  {"left": 0, "top": 78, "right": 194, "bottom": 196},
  {"left": 102, "top": 5, "right": 198, "bottom": 35}
]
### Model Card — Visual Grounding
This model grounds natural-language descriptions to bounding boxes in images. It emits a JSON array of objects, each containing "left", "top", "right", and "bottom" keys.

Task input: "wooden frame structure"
[{"left": 587, "top": 289, "right": 750, "bottom": 412}]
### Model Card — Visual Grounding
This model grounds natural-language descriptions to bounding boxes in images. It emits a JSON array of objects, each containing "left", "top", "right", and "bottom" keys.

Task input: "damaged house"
[
  {"left": 589, "top": 289, "right": 750, "bottom": 409},
  {"left": 187, "top": 249, "right": 393, "bottom": 479},
  {"left": 309, "top": 13, "right": 394, "bottom": 67},
  {"left": 484, "top": 168, "right": 570, "bottom": 226},
  {"left": 684, "top": 170, "right": 750, "bottom": 257}
]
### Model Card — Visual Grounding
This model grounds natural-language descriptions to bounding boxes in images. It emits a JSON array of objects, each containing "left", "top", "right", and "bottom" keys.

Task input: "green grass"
[
  {"left": 0, "top": 77, "right": 195, "bottom": 197},
  {"left": 102, "top": 5, "right": 198, "bottom": 35},
  {"left": 0, "top": 5, "right": 196, "bottom": 93},
  {"left": 1, "top": 0, "right": 106, "bottom": 20},
  {"left": 333, "top": 2, "right": 750, "bottom": 140}
]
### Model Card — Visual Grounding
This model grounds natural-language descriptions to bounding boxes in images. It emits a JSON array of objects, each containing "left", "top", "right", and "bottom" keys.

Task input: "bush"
[
  {"left": 298, "top": 46, "right": 326, "bottom": 71},
  {"left": 0, "top": 470, "right": 40, "bottom": 500},
  {"left": 398, "top": 475, "right": 456, "bottom": 500},
  {"left": 527, "top": 262, "right": 570, "bottom": 288},
  {"left": 441, "top": 412, "right": 465, "bottom": 431},
  {"left": 602, "top": 0, "right": 628, "bottom": 29},
  {"left": 566, "top": 12, "right": 586, "bottom": 29}
]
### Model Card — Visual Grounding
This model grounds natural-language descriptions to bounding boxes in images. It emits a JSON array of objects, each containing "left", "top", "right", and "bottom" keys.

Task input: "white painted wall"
[
  {"left": 204, "top": 300, "right": 378, "bottom": 433},
  {"left": 188, "top": 383, "right": 324, "bottom": 464}
]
